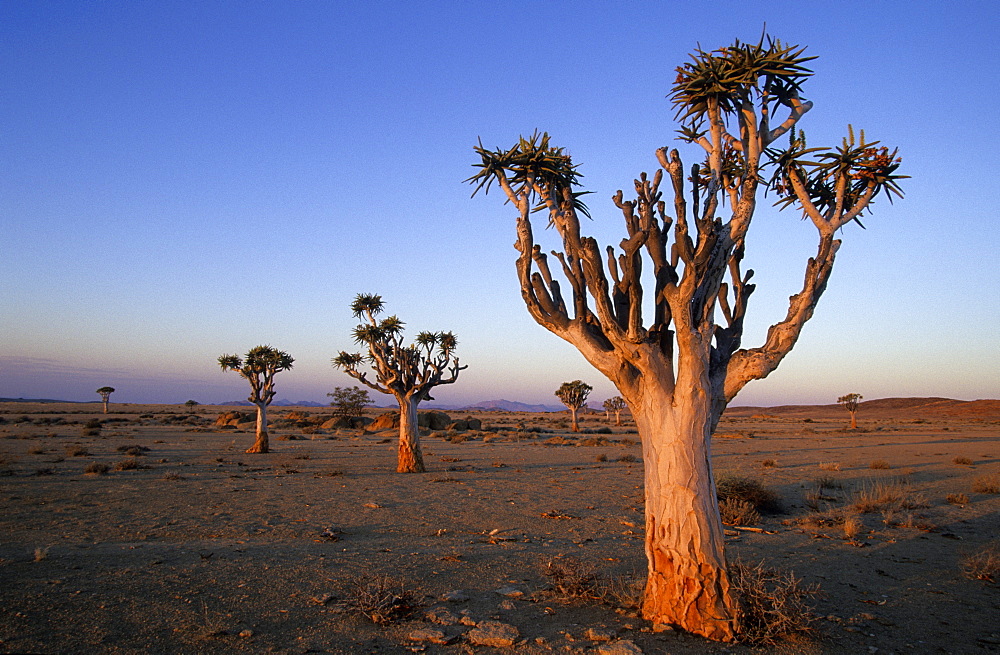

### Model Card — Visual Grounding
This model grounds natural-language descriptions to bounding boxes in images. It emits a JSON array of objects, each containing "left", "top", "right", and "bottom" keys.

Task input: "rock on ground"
[{"left": 466, "top": 621, "right": 519, "bottom": 647}]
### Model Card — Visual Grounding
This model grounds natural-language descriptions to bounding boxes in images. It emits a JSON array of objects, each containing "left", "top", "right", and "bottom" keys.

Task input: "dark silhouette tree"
[
  {"left": 333, "top": 294, "right": 466, "bottom": 473},
  {"left": 555, "top": 380, "right": 592, "bottom": 432},
  {"left": 838, "top": 393, "right": 863, "bottom": 429},
  {"left": 603, "top": 396, "right": 628, "bottom": 426},
  {"left": 218, "top": 345, "right": 294, "bottom": 454},
  {"left": 469, "top": 35, "right": 904, "bottom": 640},
  {"left": 96, "top": 387, "right": 115, "bottom": 414}
]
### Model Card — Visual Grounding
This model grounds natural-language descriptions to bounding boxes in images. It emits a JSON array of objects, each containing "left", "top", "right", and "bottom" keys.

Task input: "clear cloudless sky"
[{"left": 2, "top": 0, "right": 998, "bottom": 407}]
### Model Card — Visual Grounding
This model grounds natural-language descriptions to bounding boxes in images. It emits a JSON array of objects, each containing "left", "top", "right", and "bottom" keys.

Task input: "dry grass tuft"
[
  {"left": 971, "top": 474, "right": 1000, "bottom": 494},
  {"left": 84, "top": 462, "right": 109, "bottom": 475},
  {"left": 960, "top": 542, "right": 1000, "bottom": 583},
  {"left": 33, "top": 547, "right": 49, "bottom": 562},
  {"left": 947, "top": 492, "right": 969, "bottom": 506},
  {"left": 617, "top": 453, "right": 639, "bottom": 463},
  {"left": 719, "top": 498, "right": 760, "bottom": 526},
  {"left": 731, "top": 559, "right": 819, "bottom": 645},
  {"left": 65, "top": 445, "right": 90, "bottom": 457},
  {"left": 842, "top": 514, "right": 864, "bottom": 540},
  {"left": 850, "top": 477, "right": 928, "bottom": 514},
  {"left": 340, "top": 574, "right": 417, "bottom": 624},
  {"left": 761, "top": 458, "right": 777, "bottom": 468},
  {"left": 952, "top": 456, "right": 974, "bottom": 466},
  {"left": 112, "top": 458, "right": 150, "bottom": 472},
  {"left": 818, "top": 462, "right": 841, "bottom": 471},
  {"left": 542, "top": 556, "right": 600, "bottom": 599},
  {"left": 716, "top": 473, "right": 781, "bottom": 513},
  {"left": 869, "top": 459, "right": 891, "bottom": 470}
]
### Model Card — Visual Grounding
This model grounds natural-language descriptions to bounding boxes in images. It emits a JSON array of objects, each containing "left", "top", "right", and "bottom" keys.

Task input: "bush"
[
  {"left": 869, "top": 459, "right": 891, "bottom": 470},
  {"left": 84, "top": 462, "right": 109, "bottom": 475},
  {"left": 972, "top": 475, "right": 1000, "bottom": 494},
  {"left": 112, "top": 458, "right": 150, "bottom": 471},
  {"left": 84, "top": 419, "right": 102, "bottom": 430},
  {"left": 65, "top": 445, "right": 89, "bottom": 457},
  {"left": 730, "top": 559, "right": 819, "bottom": 645},
  {"left": 961, "top": 542, "right": 1000, "bottom": 583},
  {"left": 340, "top": 574, "right": 417, "bottom": 624},
  {"left": 719, "top": 498, "right": 760, "bottom": 526},
  {"left": 947, "top": 493, "right": 969, "bottom": 505},
  {"left": 716, "top": 473, "right": 781, "bottom": 513},
  {"left": 953, "top": 456, "right": 974, "bottom": 466},
  {"left": 617, "top": 453, "right": 639, "bottom": 463},
  {"left": 542, "top": 556, "right": 599, "bottom": 599}
]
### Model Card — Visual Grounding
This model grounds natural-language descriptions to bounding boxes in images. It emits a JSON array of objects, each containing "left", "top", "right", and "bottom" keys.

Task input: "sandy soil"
[{"left": 0, "top": 401, "right": 998, "bottom": 654}]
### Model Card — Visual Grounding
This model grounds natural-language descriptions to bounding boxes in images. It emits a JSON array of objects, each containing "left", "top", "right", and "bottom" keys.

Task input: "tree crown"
[
  {"left": 218, "top": 345, "right": 294, "bottom": 406},
  {"left": 556, "top": 380, "right": 592, "bottom": 410}
]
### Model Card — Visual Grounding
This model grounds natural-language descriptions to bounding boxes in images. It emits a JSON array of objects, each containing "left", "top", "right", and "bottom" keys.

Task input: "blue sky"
[{"left": 2, "top": 1, "right": 998, "bottom": 407}]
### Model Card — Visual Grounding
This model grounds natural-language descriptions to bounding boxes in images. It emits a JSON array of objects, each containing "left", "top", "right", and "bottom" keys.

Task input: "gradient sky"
[{"left": 2, "top": 1, "right": 998, "bottom": 407}]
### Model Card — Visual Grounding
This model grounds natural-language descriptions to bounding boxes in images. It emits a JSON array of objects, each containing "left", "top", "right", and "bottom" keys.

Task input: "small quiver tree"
[
  {"left": 555, "top": 380, "right": 592, "bottom": 432},
  {"left": 96, "top": 387, "right": 115, "bottom": 414},
  {"left": 838, "top": 393, "right": 862, "bottom": 429},
  {"left": 603, "top": 396, "right": 628, "bottom": 426},
  {"left": 469, "top": 35, "right": 904, "bottom": 641},
  {"left": 218, "top": 346, "right": 294, "bottom": 454},
  {"left": 328, "top": 386, "right": 372, "bottom": 421},
  {"left": 333, "top": 294, "right": 466, "bottom": 473}
]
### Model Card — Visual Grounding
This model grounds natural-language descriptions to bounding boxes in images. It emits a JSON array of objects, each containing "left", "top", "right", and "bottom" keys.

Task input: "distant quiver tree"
[
  {"left": 838, "top": 393, "right": 863, "bottom": 429},
  {"left": 469, "top": 34, "right": 904, "bottom": 641},
  {"left": 333, "top": 294, "right": 466, "bottom": 473},
  {"left": 603, "top": 396, "right": 628, "bottom": 426},
  {"left": 555, "top": 380, "right": 592, "bottom": 432},
  {"left": 218, "top": 345, "right": 294, "bottom": 454},
  {"left": 96, "top": 386, "right": 115, "bottom": 414}
]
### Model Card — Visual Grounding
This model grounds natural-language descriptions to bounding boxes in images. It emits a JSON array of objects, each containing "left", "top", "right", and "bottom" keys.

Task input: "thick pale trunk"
[
  {"left": 102, "top": 400, "right": 109, "bottom": 414},
  {"left": 849, "top": 412, "right": 857, "bottom": 429},
  {"left": 396, "top": 395, "right": 425, "bottom": 473},
  {"left": 569, "top": 407, "right": 580, "bottom": 432},
  {"left": 614, "top": 410, "right": 622, "bottom": 427},
  {"left": 633, "top": 387, "right": 738, "bottom": 642},
  {"left": 246, "top": 402, "right": 269, "bottom": 454}
]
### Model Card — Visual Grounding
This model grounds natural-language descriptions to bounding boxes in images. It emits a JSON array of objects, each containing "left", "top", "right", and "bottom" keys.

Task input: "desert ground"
[{"left": 1, "top": 399, "right": 998, "bottom": 654}]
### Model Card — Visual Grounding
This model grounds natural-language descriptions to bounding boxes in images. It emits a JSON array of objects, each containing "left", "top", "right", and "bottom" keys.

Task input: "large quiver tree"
[
  {"left": 333, "top": 294, "right": 466, "bottom": 473},
  {"left": 218, "top": 345, "right": 294, "bottom": 454},
  {"left": 469, "top": 35, "right": 904, "bottom": 641}
]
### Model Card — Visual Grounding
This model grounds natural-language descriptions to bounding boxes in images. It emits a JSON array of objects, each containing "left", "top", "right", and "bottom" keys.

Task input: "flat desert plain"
[{"left": 1, "top": 400, "right": 998, "bottom": 654}]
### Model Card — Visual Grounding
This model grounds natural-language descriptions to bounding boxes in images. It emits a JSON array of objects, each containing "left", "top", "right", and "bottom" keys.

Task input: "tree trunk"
[
  {"left": 102, "top": 400, "right": 109, "bottom": 414},
  {"left": 569, "top": 407, "right": 580, "bottom": 432},
  {"left": 849, "top": 411, "right": 857, "bottom": 429},
  {"left": 396, "top": 395, "right": 425, "bottom": 473},
  {"left": 632, "top": 385, "right": 739, "bottom": 642},
  {"left": 614, "top": 410, "right": 622, "bottom": 427},
  {"left": 246, "top": 402, "right": 269, "bottom": 454}
]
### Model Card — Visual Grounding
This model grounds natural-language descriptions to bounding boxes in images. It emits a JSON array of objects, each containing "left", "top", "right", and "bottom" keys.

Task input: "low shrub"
[
  {"left": 340, "top": 574, "right": 417, "bottom": 624},
  {"left": 961, "top": 542, "right": 1000, "bottom": 583},
  {"left": 112, "top": 458, "right": 150, "bottom": 471},
  {"left": 972, "top": 475, "right": 1000, "bottom": 494},
  {"left": 947, "top": 493, "right": 969, "bottom": 505},
  {"left": 761, "top": 459, "right": 777, "bottom": 468},
  {"left": 850, "top": 478, "right": 928, "bottom": 513},
  {"left": 719, "top": 498, "right": 760, "bottom": 526},
  {"left": 542, "top": 556, "right": 599, "bottom": 599},
  {"left": 730, "top": 559, "right": 819, "bottom": 645},
  {"left": 617, "top": 454, "right": 639, "bottom": 463},
  {"left": 716, "top": 473, "right": 781, "bottom": 513},
  {"left": 953, "top": 456, "right": 974, "bottom": 466},
  {"left": 869, "top": 459, "right": 891, "bottom": 470},
  {"left": 84, "top": 462, "right": 109, "bottom": 475}
]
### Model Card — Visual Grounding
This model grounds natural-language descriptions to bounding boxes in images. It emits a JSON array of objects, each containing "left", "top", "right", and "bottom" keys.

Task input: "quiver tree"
[
  {"left": 96, "top": 386, "right": 115, "bottom": 414},
  {"left": 469, "top": 35, "right": 904, "bottom": 641},
  {"left": 838, "top": 393, "right": 863, "bottom": 429},
  {"left": 328, "top": 386, "right": 372, "bottom": 420},
  {"left": 218, "top": 345, "right": 294, "bottom": 454},
  {"left": 555, "top": 380, "right": 592, "bottom": 432},
  {"left": 603, "top": 396, "right": 628, "bottom": 426},
  {"left": 333, "top": 294, "right": 466, "bottom": 473}
]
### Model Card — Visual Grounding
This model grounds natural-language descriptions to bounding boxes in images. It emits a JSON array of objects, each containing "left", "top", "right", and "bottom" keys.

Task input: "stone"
[
  {"left": 467, "top": 621, "right": 519, "bottom": 647},
  {"left": 498, "top": 600, "right": 515, "bottom": 610},
  {"left": 584, "top": 627, "right": 614, "bottom": 642},
  {"left": 408, "top": 628, "right": 451, "bottom": 645},
  {"left": 596, "top": 640, "right": 643, "bottom": 655},
  {"left": 424, "top": 606, "right": 460, "bottom": 626},
  {"left": 496, "top": 585, "right": 525, "bottom": 598},
  {"left": 441, "top": 590, "right": 470, "bottom": 603}
]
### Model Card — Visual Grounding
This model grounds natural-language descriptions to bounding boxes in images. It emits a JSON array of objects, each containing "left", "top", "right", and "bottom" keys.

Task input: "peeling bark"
[{"left": 396, "top": 395, "right": 424, "bottom": 473}]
